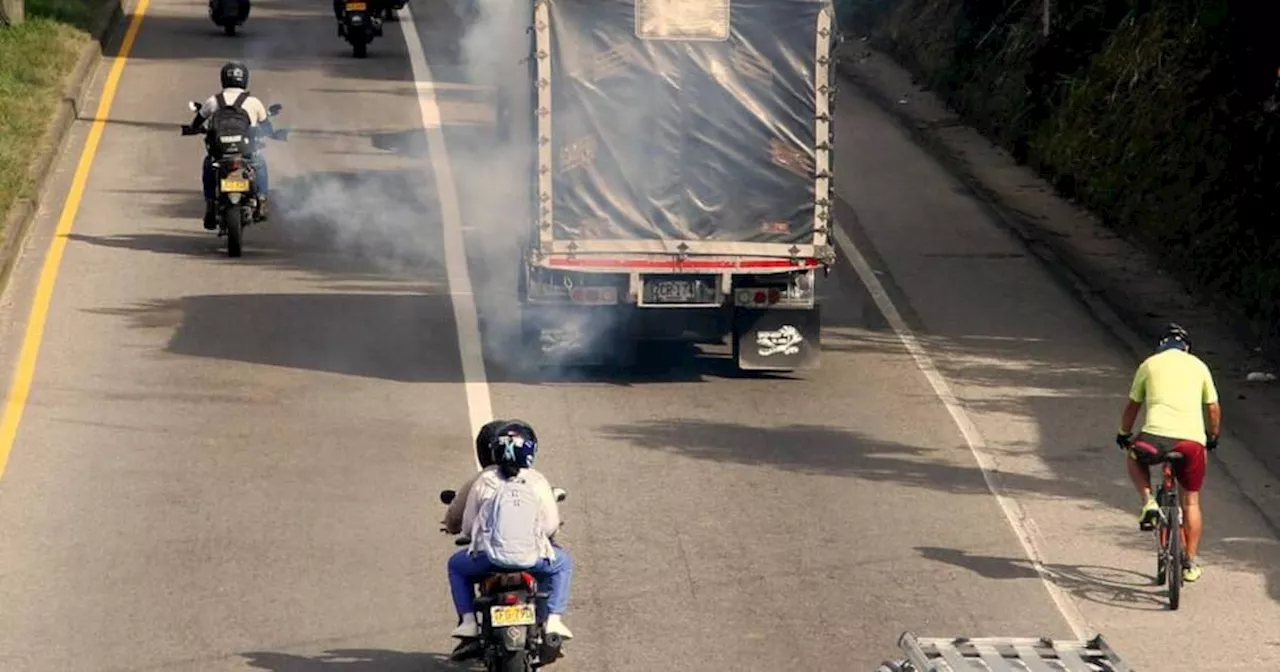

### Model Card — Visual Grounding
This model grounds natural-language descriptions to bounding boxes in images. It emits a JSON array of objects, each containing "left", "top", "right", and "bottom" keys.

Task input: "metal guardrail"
[{"left": 879, "top": 632, "right": 1135, "bottom": 672}]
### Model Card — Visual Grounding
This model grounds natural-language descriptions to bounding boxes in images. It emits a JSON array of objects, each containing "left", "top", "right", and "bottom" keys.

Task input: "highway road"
[{"left": 0, "top": 0, "right": 1276, "bottom": 670}]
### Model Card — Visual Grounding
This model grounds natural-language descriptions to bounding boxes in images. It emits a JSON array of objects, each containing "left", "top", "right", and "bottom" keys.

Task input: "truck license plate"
[
  {"left": 490, "top": 604, "right": 536, "bottom": 627},
  {"left": 646, "top": 279, "right": 697, "bottom": 303}
]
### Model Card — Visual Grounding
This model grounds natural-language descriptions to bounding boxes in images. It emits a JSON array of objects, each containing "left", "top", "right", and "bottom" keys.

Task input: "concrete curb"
[
  {"left": 833, "top": 46, "right": 1280, "bottom": 535},
  {"left": 0, "top": 0, "right": 126, "bottom": 296}
]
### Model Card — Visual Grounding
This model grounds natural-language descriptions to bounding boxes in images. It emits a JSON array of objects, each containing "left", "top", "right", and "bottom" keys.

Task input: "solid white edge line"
[
  {"left": 399, "top": 6, "right": 491, "bottom": 471},
  {"left": 831, "top": 224, "right": 1092, "bottom": 640}
]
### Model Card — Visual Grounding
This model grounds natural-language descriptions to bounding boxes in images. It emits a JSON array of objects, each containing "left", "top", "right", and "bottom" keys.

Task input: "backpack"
[
  {"left": 477, "top": 473, "right": 544, "bottom": 569},
  {"left": 206, "top": 91, "right": 254, "bottom": 158}
]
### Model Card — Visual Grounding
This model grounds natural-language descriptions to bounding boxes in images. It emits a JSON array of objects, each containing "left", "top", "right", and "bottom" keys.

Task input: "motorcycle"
[
  {"left": 180, "top": 101, "right": 288, "bottom": 258},
  {"left": 208, "top": 0, "right": 250, "bottom": 35},
  {"left": 439, "top": 486, "right": 569, "bottom": 671},
  {"left": 336, "top": 0, "right": 382, "bottom": 58}
]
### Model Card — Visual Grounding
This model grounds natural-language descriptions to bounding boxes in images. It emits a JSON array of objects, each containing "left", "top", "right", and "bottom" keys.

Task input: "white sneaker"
[
  {"left": 545, "top": 614, "right": 573, "bottom": 639},
  {"left": 451, "top": 613, "right": 479, "bottom": 639}
]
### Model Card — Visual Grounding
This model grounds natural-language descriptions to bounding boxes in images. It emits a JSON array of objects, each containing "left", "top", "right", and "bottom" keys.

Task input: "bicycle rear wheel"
[
  {"left": 1164, "top": 491, "right": 1183, "bottom": 610},
  {"left": 1154, "top": 486, "right": 1169, "bottom": 585}
]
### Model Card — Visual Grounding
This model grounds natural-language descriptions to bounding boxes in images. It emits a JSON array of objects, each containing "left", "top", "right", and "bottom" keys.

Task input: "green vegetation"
[
  {"left": 844, "top": 0, "right": 1280, "bottom": 347},
  {"left": 0, "top": 0, "right": 110, "bottom": 229}
]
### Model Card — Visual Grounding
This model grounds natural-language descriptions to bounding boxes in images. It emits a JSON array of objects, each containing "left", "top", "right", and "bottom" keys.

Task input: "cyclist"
[{"left": 1115, "top": 323, "right": 1220, "bottom": 583}]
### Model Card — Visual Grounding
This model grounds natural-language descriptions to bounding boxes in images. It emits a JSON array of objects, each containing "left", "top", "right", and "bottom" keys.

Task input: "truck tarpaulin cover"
[{"left": 545, "top": 0, "right": 832, "bottom": 245}]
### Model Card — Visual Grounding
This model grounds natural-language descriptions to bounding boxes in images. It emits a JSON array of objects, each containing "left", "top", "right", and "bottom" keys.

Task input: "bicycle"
[{"left": 1141, "top": 449, "right": 1188, "bottom": 610}]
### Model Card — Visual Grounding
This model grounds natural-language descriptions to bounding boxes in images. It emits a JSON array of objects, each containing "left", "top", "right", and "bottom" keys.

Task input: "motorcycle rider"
[
  {"left": 183, "top": 61, "right": 273, "bottom": 230},
  {"left": 448, "top": 421, "right": 574, "bottom": 641}
]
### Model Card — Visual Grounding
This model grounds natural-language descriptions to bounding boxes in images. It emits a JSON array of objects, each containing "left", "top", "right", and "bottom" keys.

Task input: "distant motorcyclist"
[
  {"left": 448, "top": 421, "right": 574, "bottom": 641},
  {"left": 182, "top": 61, "right": 273, "bottom": 229}
]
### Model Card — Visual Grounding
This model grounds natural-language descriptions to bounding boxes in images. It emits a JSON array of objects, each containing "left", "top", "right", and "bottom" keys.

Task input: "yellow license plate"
[
  {"left": 345, "top": 2, "right": 367, "bottom": 9},
  {"left": 489, "top": 604, "right": 536, "bottom": 627},
  {"left": 220, "top": 178, "right": 249, "bottom": 193}
]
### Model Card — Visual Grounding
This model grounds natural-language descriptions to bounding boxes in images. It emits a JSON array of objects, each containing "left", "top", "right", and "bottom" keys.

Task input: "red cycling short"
[{"left": 1129, "top": 432, "right": 1207, "bottom": 492}]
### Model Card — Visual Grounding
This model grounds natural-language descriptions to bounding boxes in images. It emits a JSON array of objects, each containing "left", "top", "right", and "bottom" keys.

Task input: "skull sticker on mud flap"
[
  {"left": 756, "top": 325, "right": 803, "bottom": 357},
  {"left": 540, "top": 326, "right": 585, "bottom": 355}
]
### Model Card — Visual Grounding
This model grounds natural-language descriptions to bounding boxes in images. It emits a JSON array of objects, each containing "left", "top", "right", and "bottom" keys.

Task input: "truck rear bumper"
[{"left": 520, "top": 303, "right": 820, "bottom": 370}]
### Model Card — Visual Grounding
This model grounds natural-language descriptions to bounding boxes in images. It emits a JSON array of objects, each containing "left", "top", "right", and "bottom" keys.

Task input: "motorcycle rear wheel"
[
  {"left": 224, "top": 205, "right": 243, "bottom": 257},
  {"left": 495, "top": 650, "right": 529, "bottom": 672}
]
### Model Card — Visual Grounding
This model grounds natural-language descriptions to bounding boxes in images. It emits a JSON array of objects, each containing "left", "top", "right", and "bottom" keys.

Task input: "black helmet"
[
  {"left": 1157, "top": 322, "right": 1191, "bottom": 352},
  {"left": 498, "top": 419, "right": 538, "bottom": 446},
  {"left": 489, "top": 420, "right": 539, "bottom": 477},
  {"left": 475, "top": 419, "right": 508, "bottom": 468},
  {"left": 220, "top": 61, "right": 249, "bottom": 89}
]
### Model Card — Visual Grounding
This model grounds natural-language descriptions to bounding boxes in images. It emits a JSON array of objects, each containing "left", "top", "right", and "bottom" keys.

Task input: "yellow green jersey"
[{"left": 1128, "top": 348, "right": 1218, "bottom": 444}]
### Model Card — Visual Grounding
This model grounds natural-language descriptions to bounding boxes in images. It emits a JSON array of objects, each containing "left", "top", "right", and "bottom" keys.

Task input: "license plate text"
[{"left": 490, "top": 604, "right": 536, "bottom": 627}]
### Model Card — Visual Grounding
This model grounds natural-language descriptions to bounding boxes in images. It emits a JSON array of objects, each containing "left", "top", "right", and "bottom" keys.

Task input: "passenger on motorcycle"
[
  {"left": 442, "top": 418, "right": 517, "bottom": 535},
  {"left": 183, "top": 61, "right": 273, "bottom": 229},
  {"left": 448, "top": 421, "right": 574, "bottom": 641}
]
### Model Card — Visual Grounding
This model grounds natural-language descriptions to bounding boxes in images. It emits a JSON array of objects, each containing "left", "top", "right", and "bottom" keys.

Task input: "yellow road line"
[{"left": 0, "top": 0, "right": 152, "bottom": 482}]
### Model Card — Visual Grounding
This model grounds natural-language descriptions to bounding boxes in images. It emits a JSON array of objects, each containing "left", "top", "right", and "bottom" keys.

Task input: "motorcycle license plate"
[
  {"left": 489, "top": 604, "right": 536, "bottom": 627},
  {"left": 220, "top": 178, "right": 250, "bottom": 193},
  {"left": 345, "top": 2, "right": 366, "bottom": 9}
]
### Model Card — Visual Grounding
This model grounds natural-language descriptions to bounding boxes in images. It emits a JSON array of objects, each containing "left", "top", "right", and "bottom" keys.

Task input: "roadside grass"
[{"left": 0, "top": 0, "right": 111, "bottom": 232}]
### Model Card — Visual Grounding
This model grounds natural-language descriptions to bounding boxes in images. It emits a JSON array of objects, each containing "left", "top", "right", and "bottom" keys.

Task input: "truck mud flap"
[
  {"left": 522, "top": 305, "right": 636, "bottom": 368},
  {"left": 732, "top": 306, "right": 820, "bottom": 371}
]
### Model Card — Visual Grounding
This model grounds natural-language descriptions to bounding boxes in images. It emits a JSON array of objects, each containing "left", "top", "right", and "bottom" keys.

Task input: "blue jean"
[
  {"left": 448, "top": 547, "right": 574, "bottom": 618},
  {"left": 202, "top": 153, "right": 268, "bottom": 201}
]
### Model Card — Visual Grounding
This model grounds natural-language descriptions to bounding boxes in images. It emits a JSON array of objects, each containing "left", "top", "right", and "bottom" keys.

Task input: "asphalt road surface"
[{"left": 0, "top": 0, "right": 1276, "bottom": 670}]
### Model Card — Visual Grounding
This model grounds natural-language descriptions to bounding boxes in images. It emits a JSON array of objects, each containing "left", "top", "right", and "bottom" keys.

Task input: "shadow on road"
[
  {"left": 915, "top": 546, "right": 1170, "bottom": 613},
  {"left": 600, "top": 415, "right": 1280, "bottom": 608},
  {"left": 240, "top": 648, "right": 461, "bottom": 671},
  {"left": 84, "top": 292, "right": 464, "bottom": 382},
  {"left": 598, "top": 418, "right": 1104, "bottom": 500}
]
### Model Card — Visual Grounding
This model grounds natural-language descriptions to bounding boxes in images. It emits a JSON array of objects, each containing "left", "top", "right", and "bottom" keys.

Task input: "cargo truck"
[{"left": 506, "top": 0, "right": 838, "bottom": 371}]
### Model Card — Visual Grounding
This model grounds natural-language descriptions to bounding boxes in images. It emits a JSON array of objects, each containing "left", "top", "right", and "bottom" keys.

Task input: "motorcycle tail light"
[{"left": 502, "top": 594, "right": 520, "bottom": 605}]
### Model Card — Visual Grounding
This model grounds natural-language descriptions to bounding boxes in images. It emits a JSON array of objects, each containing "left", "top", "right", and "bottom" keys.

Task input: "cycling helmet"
[
  {"left": 220, "top": 61, "right": 249, "bottom": 89},
  {"left": 475, "top": 419, "right": 509, "bottom": 468},
  {"left": 1156, "top": 322, "right": 1191, "bottom": 352},
  {"left": 489, "top": 420, "right": 538, "bottom": 476}
]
